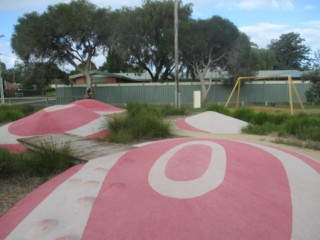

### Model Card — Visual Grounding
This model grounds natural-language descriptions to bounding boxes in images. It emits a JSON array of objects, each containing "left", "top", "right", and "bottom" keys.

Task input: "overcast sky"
[{"left": 1, "top": 0, "right": 320, "bottom": 70}]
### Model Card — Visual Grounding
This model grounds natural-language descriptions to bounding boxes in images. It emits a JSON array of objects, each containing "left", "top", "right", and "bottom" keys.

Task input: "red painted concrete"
[
  {"left": 0, "top": 165, "right": 83, "bottom": 239},
  {"left": 280, "top": 148, "right": 320, "bottom": 173},
  {"left": 2, "top": 138, "right": 320, "bottom": 239},
  {"left": 0, "top": 144, "right": 27, "bottom": 152},
  {"left": 85, "top": 129, "right": 110, "bottom": 140},
  {"left": 0, "top": 100, "right": 124, "bottom": 152},
  {"left": 175, "top": 118, "right": 208, "bottom": 133},
  {"left": 73, "top": 99, "right": 123, "bottom": 113},
  {"left": 83, "top": 139, "right": 291, "bottom": 240},
  {"left": 9, "top": 105, "right": 99, "bottom": 136},
  {"left": 165, "top": 144, "right": 211, "bottom": 181}
]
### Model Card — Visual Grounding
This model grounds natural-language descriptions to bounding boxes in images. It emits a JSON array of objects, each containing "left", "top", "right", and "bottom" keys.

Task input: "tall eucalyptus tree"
[{"left": 11, "top": 0, "right": 114, "bottom": 97}]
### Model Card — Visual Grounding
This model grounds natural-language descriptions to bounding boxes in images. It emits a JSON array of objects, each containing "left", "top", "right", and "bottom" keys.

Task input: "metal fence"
[
  {"left": 1, "top": 81, "right": 311, "bottom": 107},
  {"left": 55, "top": 81, "right": 312, "bottom": 106},
  {"left": 0, "top": 97, "right": 56, "bottom": 107}
]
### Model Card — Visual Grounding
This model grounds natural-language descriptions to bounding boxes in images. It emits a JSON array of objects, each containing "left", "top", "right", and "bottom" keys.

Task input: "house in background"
[
  {"left": 256, "top": 70, "right": 303, "bottom": 80},
  {"left": 4, "top": 80, "right": 19, "bottom": 90},
  {"left": 4, "top": 80, "right": 23, "bottom": 97},
  {"left": 69, "top": 69, "right": 305, "bottom": 85},
  {"left": 69, "top": 70, "right": 150, "bottom": 85},
  {"left": 69, "top": 69, "right": 231, "bottom": 84}
]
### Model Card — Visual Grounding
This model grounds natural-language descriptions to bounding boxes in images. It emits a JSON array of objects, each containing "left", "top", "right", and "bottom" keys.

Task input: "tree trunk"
[
  {"left": 84, "top": 72, "right": 93, "bottom": 99},
  {"left": 196, "top": 60, "right": 212, "bottom": 104},
  {"left": 199, "top": 71, "right": 212, "bottom": 104},
  {"left": 194, "top": 53, "right": 225, "bottom": 104}
]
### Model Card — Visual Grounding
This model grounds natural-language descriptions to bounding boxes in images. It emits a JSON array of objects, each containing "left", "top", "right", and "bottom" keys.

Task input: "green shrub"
[
  {"left": 251, "top": 112, "right": 270, "bottom": 125},
  {"left": 272, "top": 113, "right": 290, "bottom": 125},
  {"left": 0, "top": 104, "right": 41, "bottom": 123},
  {"left": 0, "top": 148, "right": 25, "bottom": 177},
  {"left": 126, "top": 102, "right": 186, "bottom": 118},
  {"left": 27, "top": 142, "right": 71, "bottom": 177},
  {"left": 107, "top": 115, "right": 126, "bottom": 134},
  {"left": 158, "top": 104, "right": 187, "bottom": 116},
  {"left": 0, "top": 143, "right": 72, "bottom": 178},
  {"left": 295, "top": 126, "right": 320, "bottom": 142},
  {"left": 126, "top": 103, "right": 162, "bottom": 118},
  {"left": 13, "top": 104, "right": 36, "bottom": 114},
  {"left": 7, "top": 109, "right": 25, "bottom": 121},
  {"left": 107, "top": 129, "right": 132, "bottom": 143},
  {"left": 242, "top": 109, "right": 320, "bottom": 143},
  {"left": 284, "top": 113, "right": 320, "bottom": 135},
  {"left": 205, "top": 104, "right": 230, "bottom": 115},
  {"left": 0, "top": 111, "right": 6, "bottom": 122},
  {"left": 107, "top": 104, "right": 171, "bottom": 143},
  {"left": 0, "top": 109, "right": 24, "bottom": 122},
  {"left": 231, "top": 107, "right": 256, "bottom": 123},
  {"left": 242, "top": 122, "right": 279, "bottom": 135}
]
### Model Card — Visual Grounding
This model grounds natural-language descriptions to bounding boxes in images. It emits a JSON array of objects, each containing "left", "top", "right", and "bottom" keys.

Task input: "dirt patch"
[
  {"left": 251, "top": 106, "right": 320, "bottom": 114},
  {"left": 0, "top": 176, "right": 50, "bottom": 216}
]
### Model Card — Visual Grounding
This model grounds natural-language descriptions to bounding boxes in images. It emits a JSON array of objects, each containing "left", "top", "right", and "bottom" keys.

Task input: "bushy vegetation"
[
  {"left": 0, "top": 104, "right": 41, "bottom": 123},
  {"left": 205, "top": 104, "right": 230, "bottom": 115},
  {"left": 273, "top": 138, "right": 320, "bottom": 151},
  {"left": 0, "top": 143, "right": 72, "bottom": 178},
  {"left": 126, "top": 103, "right": 187, "bottom": 117},
  {"left": 230, "top": 107, "right": 257, "bottom": 123},
  {"left": 206, "top": 104, "right": 320, "bottom": 144},
  {"left": 230, "top": 107, "right": 320, "bottom": 143},
  {"left": 156, "top": 104, "right": 187, "bottom": 116},
  {"left": 283, "top": 113, "right": 320, "bottom": 141},
  {"left": 106, "top": 103, "right": 173, "bottom": 143}
]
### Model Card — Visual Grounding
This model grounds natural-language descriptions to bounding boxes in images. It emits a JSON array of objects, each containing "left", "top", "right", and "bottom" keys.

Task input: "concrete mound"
[
  {"left": 1, "top": 138, "right": 320, "bottom": 239},
  {"left": 0, "top": 100, "right": 124, "bottom": 152},
  {"left": 9, "top": 104, "right": 100, "bottom": 136},
  {"left": 73, "top": 99, "right": 125, "bottom": 115},
  {"left": 176, "top": 111, "right": 248, "bottom": 134}
]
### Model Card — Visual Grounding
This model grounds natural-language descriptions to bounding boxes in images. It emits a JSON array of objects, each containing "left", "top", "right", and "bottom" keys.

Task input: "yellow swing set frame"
[{"left": 225, "top": 76, "right": 306, "bottom": 115}]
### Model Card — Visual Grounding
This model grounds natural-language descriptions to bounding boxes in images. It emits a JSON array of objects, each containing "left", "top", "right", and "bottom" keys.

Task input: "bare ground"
[{"left": 0, "top": 176, "right": 49, "bottom": 216}]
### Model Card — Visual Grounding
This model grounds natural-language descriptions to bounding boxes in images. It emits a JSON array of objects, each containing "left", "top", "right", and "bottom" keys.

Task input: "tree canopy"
[
  {"left": 180, "top": 16, "right": 248, "bottom": 102},
  {"left": 3, "top": 62, "right": 68, "bottom": 89},
  {"left": 10, "top": 0, "right": 314, "bottom": 100},
  {"left": 111, "top": 0, "right": 192, "bottom": 82},
  {"left": 11, "top": 0, "right": 114, "bottom": 95},
  {"left": 303, "top": 49, "right": 320, "bottom": 103},
  {"left": 267, "top": 32, "right": 311, "bottom": 70},
  {"left": 249, "top": 48, "right": 278, "bottom": 70}
]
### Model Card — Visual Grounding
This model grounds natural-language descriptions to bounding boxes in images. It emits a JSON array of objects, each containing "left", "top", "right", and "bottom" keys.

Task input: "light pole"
[
  {"left": 174, "top": 0, "right": 180, "bottom": 107},
  {"left": 0, "top": 34, "right": 5, "bottom": 104}
]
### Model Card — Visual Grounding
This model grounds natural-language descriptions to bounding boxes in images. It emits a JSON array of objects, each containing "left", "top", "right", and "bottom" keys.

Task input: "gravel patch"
[{"left": 0, "top": 176, "right": 48, "bottom": 216}]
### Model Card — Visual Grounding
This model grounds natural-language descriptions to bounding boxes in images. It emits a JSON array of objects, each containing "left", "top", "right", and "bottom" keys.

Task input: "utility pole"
[
  {"left": 0, "top": 34, "right": 5, "bottom": 104},
  {"left": 0, "top": 62, "right": 3, "bottom": 104},
  {"left": 174, "top": 0, "right": 180, "bottom": 107}
]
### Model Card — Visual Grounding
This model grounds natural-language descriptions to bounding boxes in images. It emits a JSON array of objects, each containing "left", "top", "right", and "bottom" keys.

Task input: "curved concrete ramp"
[
  {"left": 176, "top": 111, "right": 248, "bottom": 134},
  {"left": 0, "top": 100, "right": 125, "bottom": 152},
  {"left": 1, "top": 138, "right": 319, "bottom": 240}
]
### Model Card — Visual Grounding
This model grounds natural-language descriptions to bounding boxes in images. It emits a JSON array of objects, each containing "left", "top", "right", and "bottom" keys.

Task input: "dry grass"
[{"left": 251, "top": 106, "right": 320, "bottom": 114}]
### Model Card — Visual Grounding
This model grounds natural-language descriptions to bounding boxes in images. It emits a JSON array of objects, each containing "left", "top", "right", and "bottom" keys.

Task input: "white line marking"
[{"left": 148, "top": 140, "right": 226, "bottom": 199}]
